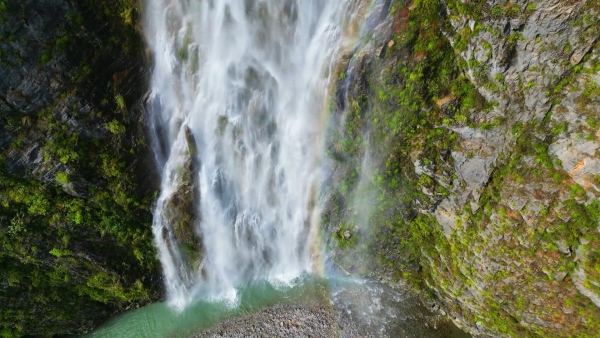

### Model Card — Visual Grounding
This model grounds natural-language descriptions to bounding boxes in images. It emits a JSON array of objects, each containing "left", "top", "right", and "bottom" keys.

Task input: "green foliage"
[
  {"left": 114, "top": 94, "right": 126, "bottom": 111},
  {"left": 39, "top": 50, "right": 51, "bottom": 64},
  {"left": 107, "top": 119, "right": 126, "bottom": 135},
  {"left": 327, "top": 0, "right": 469, "bottom": 277},
  {"left": 583, "top": 81, "right": 600, "bottom": 99},
  {"left": 55, "top": 172, "right": 69, "bottom": 185},
  {"left": 326, "top": 1, "right": 600, "bottom": 337},
  {"left": 491, "top": 6, "right": 504, "bottom": 18},
  {"left": 334, "top": 223, "right": 358, "bottom": 249},
  {"left": 8, "top": 213, "right": 26, "bottom": 236},
  {"left": 451, "top": 76, "right": 480, "bottom": 110},
  {"left": 49, "top": 247, "right": 72, "bottom": 258},
  {"left": 0, "top": 0, "right": 160, "bottom": 335},
  {"left": 82, "top": 272, "right": 148, "bottom": 303}
]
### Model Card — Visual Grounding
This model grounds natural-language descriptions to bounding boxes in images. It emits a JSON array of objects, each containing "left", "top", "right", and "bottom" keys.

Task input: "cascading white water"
[{"left": 145, "top": 0, "right": 366, "bottom": 308}]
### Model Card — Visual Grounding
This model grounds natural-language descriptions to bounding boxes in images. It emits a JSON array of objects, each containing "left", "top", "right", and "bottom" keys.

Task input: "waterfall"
[{"left": 144, "top": 0, "right": 365, "bottom": 308}]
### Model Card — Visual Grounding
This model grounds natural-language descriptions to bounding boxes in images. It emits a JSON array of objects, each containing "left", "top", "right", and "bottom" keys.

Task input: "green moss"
[
  {"left": 55, "top": 172, "right": 69, "bottom": 184},
  {"left": 107, "top": 119, "right": 126, "bottom": 135},
  {"left": 39, "top": 49, "right": 52, "bottom": 64},
  {"left": 0, "top": 0, "right": 160, "bottom": 335},
  {"left": 49, "top": 247, "right": 72, "bottom": 258},
  {"left": 327, "top": 0, "right": 600, "bottom": 337}
]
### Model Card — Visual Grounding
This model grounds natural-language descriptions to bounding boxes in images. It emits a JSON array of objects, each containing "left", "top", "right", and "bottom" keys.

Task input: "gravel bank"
[
  {"left": 195, "top": 304, "right": 339, "bottom": 337},
  {"left": 194, "top": 300, "right": 470, "bottom": 338}
]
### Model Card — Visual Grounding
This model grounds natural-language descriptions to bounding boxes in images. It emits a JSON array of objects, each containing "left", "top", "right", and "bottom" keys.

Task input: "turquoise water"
[
  {"left": 86, "top": 276, "right": 471, "bottom": 338},
  {"left": 86, "top": 279, "right": 328, "bottom": 338}
]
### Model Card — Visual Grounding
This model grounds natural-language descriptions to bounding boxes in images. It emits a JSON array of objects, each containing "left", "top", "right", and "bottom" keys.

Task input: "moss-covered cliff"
[
  {"left": 2, "top": 0, "right": 599, "bottom": 336},
  {"left": 327, "top": 0, "right": 600, "bottom": 337},
  {"left": 0, "top": 0, "right": 161, "bottom": 336}
]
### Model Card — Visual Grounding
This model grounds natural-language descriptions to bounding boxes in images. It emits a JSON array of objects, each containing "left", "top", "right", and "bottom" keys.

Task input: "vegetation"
[
  {"left": 326, "top": 0, "right": 600, "bottom": 337},
  {"left": 0, "top": 0, "right": 160, "bottom": 336},
  {"left": 1, "top": 0, "right": 598, "bottom": 336}
]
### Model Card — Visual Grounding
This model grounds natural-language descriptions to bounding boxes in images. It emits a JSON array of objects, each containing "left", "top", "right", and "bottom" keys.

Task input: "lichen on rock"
[{"left": 325, "top": 0, "right": 600, "bottom": 337}]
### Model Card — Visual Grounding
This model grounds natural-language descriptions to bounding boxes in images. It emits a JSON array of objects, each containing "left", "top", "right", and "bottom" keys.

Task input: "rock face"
[
  {"left": 159, "top": 125, "right": 204, "bottom": 284},
  {"left": 428, "top": 1, "right": 600, "bottom": 336},
  {"left": 1, "top": 0, "right": 598, "bottom": 336},
  {"left": 0, "top": 0, "right": 161, "bottom": 336},
  {"left": 327, "top": 0, "right": 600, "bottom": 337}
]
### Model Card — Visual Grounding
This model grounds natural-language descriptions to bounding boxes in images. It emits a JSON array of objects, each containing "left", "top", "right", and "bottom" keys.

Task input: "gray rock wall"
[{"left": 328, "top": 0, "right": 600, "bottom": 336}]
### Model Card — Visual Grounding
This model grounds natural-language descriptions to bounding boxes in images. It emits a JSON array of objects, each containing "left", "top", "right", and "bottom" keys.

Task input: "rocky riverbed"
[
  {"left": 194, "top": 304, "right": 339, "bottom": 338},
  {"left": 195, "top": 302, "right": 470, "bottom": 338},
  {"left": 195, "top": 280, "right": 470, "bottom": 338}
]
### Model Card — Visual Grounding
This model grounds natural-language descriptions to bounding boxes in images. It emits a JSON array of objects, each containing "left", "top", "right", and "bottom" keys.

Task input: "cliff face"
[
  {"left": 1, "top": 0, "right": 599, "bottom": 336},
  {"left": 328, "top": 0, "right": 600, "bottom": 336},
  {"left": 425, "top": 1, "right": 600, "bottom": 336},
  {"left": 0, "top": 0, "right": 160, "bottom": 336}
]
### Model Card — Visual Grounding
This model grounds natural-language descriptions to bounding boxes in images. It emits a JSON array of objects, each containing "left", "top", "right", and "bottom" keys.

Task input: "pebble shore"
[
  {"left": 194, "top": 302, "right": 469, "bottom": 338},
  {"left": 195, "top": 304, "right": 340, "bottom": 337}
]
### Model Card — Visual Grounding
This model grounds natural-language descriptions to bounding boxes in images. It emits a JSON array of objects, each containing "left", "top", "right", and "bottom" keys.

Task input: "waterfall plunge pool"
[{"left": 86, "top": 275, "right": 470, "bottom": 338}]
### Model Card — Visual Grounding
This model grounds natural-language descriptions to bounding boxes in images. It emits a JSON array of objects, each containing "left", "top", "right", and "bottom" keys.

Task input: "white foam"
[{"left": 145, "top": 0, "right": 364, "bottom": 308}]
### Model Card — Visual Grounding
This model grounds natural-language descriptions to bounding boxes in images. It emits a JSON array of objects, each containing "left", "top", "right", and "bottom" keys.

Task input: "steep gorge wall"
[
  {"left": 1, "top": 0, "right": 599, "bottom": 336},
  {"left": 0, "top": 1, "right": 161, "bottom": 336},
  {"left": 328, "top": 0, "right": 600, "bottom": 336}
]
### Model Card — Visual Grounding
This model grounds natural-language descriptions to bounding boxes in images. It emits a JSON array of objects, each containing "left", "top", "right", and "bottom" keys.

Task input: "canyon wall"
[
  {"left": 0, "top": 1, "right": 161, "bottom": 335},
  {"left": 328, "top": 0, "right": 600, "bottom": 336},
  {"left": 1, "top": 0, "right": 599, "bottom": 336}
]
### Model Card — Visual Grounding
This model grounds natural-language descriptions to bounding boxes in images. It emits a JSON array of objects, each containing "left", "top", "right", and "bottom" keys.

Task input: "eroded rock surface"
[
  {"left": 327, "top": 0, "right": 600, "bottom": 337},
  {"left": 0, "top": 1, "right": 161, "bottom": 335}
]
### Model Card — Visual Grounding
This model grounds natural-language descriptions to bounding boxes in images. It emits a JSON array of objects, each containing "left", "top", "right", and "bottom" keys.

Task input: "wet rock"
[
  {"left": 195, "top": 304, "right": 339, "bottom": 338},
  {"left": 161, "top": 127, "right": 203, "bottom": 276},
  {"left": 382, "top": 0, "right": 600, "bottom": 336}
]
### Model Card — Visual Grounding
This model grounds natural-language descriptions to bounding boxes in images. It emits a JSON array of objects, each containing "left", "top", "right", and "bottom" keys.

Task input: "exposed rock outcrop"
[
  {"left": 0, "top": 0, "right": 161, "bottom": 335},
  {"left": 327, "top": 0, "right": 600, "bottom": 337}
]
